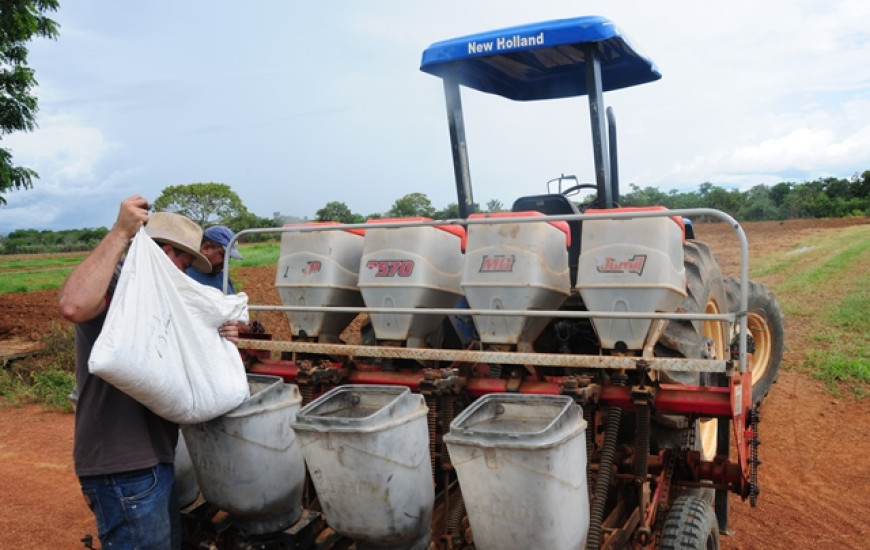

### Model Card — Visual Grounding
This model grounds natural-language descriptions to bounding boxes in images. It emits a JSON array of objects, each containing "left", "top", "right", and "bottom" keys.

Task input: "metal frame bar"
[
  {"left": 238, "top": 338, "right": 728, "bottom": 373},
  {"left": 585, "top": 43, "right": 612, "bottom": 208},
  {"left": 442, "top": 74, "right": 475, "bottom": 218}
]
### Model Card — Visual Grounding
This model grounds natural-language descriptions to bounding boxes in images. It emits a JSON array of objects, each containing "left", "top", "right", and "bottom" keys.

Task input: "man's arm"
[{"left": 58, "top": 195, "right": 150, "bottom": 323}]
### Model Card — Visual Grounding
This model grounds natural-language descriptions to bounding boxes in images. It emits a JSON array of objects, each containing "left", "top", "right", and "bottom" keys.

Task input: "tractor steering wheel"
[{"left": 560, "top": 183, "right": 598, "bottom": 197}]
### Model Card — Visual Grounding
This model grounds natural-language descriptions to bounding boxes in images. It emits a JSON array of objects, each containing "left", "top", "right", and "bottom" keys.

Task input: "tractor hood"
[{"left": 420, "top": 15, "right": 661, "bottom": 101}]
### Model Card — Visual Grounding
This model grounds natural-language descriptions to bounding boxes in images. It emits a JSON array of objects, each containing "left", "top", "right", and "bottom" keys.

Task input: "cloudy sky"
[{"left": 1, "top": 0, "right": 868, "bottom": 234}]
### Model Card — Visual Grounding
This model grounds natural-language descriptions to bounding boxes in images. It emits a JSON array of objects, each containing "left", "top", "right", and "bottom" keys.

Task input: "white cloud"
[
  {"left": 4, "top": 114, "right": 115, "bottom": 190},
  {"left": 734, "top": 128, "right": 837, "bottom": 169},
  {"left": 2, "top": 1, "right": 869, "bottom": 232},
  {"left": 0, "top": 198, "right": 62, "bottom": 229}
]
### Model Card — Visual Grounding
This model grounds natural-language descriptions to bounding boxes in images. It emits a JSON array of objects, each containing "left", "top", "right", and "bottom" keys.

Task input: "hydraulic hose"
[{"left": 586, "top": 407, "right": 622, "bottom": 550}]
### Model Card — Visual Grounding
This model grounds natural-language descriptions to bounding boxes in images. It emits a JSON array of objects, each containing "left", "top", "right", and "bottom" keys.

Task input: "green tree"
[
  {"left": 851, "top": 171, "right": 870, "bottom": 199},
  {"left": 315, "top": 201, "right": 362, "bottom": 223},
  {"left": 0, "top": 0, "right": 59, "bottom": 204},
  {"left": 222, "top": 211, "right": 277, "bottom": 242},
  {"left": 388, "top": 192, "right": 436, "bottom": 218},
  {"left": 621, "top": 184, "right": 670, "bottom": 207},
  {"left": 740, "top": 185, "right": 777, "bottom": 221},
  {"left": 230, "top": 211, "right": 273, "bottom": 230},
  {"left": 703, "top": 184, "right": 742, "bottom": 215},
  {"left": 486, "top": 199, "right": 504, "bottom": 213},
  {"left": 666, "top": 188, "right": 696, "bottom": 209},
  {"left": 433, "top": 202, "right": 461, "bottom": 219},
  {"left": 153, "top": 182, "right": 249, "bottom": 227},
  {"left": 1, "top": 226, "right": 109, "bottom": 253},
  {"left": 768, "top": 182, "right": 792, "bottom": 209}
]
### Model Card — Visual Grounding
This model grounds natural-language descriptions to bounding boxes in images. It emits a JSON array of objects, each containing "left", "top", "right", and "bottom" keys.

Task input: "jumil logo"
[{"left": 596, "top": 255, "right": 647, "bottom": 275}]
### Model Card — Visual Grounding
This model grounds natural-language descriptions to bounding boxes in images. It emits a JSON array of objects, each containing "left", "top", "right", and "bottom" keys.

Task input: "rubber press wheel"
[
  {"left": 724, "top": 277, "right": 786, "bottom": 405},
  {"left": 659, "top": 495, "right": 721, "bottom": 550}
]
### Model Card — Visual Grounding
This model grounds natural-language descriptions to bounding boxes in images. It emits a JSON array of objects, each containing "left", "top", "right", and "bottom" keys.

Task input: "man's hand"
[
  {"left": 58, "top": 195, "right": 151, "bottom": 323},
  {"left": 115, "top": 195, "right": 151, "bottom": 240},
  {"left": 237, "top": 319, "right": 266, "bottom": 335},
  {"left": 219, "top": 320, "right": 240, "bottom": 344}
]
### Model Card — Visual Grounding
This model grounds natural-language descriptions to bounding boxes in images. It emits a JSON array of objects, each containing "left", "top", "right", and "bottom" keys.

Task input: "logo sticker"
[
  {"left": 596, "top": 254, "right": 647, "bottom": 275},
  {"left": 478, "top": 255, "right": 515, "bottom": 273},
  {"left": 302, "top": 261, "right": 322, "bottom": 275},
  {"left": 366, "top": 260, "right": 415, "bottom": 277}
]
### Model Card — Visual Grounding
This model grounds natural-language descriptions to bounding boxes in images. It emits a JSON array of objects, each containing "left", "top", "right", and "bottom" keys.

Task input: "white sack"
[{"left": 89, "top": 227, "right": 250, "bottom": 424}]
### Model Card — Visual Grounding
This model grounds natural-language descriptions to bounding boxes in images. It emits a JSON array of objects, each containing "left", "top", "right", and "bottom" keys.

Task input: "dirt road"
[{"left": 1, "top": 218, "right": 869, "bottom": 549}]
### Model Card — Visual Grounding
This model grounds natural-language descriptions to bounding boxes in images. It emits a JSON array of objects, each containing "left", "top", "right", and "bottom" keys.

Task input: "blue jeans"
[{"left": 79, "top": 463, "right": 180, "bottom": 550}]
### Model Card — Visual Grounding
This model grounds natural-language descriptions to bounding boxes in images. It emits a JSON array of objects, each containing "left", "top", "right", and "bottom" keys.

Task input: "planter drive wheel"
[
  {"left": 724, "top": 277, "right": 786, "bottom": 405},
  {"left": 659, "top": 495, "right": 721, "bottom": 550}
]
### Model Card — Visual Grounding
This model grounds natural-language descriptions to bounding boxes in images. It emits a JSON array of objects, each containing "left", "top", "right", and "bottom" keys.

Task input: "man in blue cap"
[
  {"left": 188, "top": 225, "right": 265, "bottom": 334},
  {"left": 186, "top": 225, "right": 242, "bottom": 293}
]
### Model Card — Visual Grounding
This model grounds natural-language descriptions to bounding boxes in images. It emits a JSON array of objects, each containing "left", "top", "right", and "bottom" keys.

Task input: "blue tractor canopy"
[
  {"left": 420, "top": 16, "right": 661, "bottom": 215},
  {"left": 420, "top": 15, "right": 660, "bottom": 101}
]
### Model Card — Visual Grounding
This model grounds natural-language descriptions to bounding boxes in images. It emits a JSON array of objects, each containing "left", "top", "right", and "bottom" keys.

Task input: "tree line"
[
  {"left": 620, "top": 171, "right": 870, "bottom": 221},
  {"left": 313, "top": 171, "right": 870, "bottom": 223},
  {"left": 1, "top": 227, "right": 109, "bottom": 254},
  {"left": 2, "top": 172, "right": 868, "bottom": 254}
]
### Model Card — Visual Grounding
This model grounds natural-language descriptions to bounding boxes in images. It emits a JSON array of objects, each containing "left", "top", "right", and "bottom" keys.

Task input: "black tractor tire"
[
  {"left": 724, "top": 277, "right": 786, "bottom": 405},
  {"left": 656, "top": 240, "right": 730, "bottom": 387},
  {"left": 654, "top": 240, "right": 730, "bottom": 477},
  {"left": 659, "top": 495, "right": 721, "bottom": 550}
]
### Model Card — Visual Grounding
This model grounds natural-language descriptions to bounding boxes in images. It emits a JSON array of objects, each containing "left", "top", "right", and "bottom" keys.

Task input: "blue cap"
[{"left": 203, "top": 225, "right": 242, "bottom": 259}]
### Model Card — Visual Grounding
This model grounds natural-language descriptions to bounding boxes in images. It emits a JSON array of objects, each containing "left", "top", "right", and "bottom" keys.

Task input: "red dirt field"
[{"left": 1, "top": 217, "right": 869, "bottom": 549}]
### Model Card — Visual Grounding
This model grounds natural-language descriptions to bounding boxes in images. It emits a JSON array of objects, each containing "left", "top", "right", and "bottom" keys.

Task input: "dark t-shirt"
[{"left": 73, "top": 262, "right": 178, "bottom": 477}]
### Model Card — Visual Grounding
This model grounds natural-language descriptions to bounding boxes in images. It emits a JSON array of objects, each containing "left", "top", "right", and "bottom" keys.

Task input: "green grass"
[
  {"left": 750, "top": 225, "right": 870, "bottom": 281},
  {"left": 0, "top": 244, "right": 279, "bottom": 294},
  {"left": 761, "top": 224, "right": 870, "bottom": 397},
  {"left": 805, "top": 284, "right": 870, "bottom": 398},
  {"left": 807, "top": 348, "right": 870, "bottom": 399},
  {"left": 0, "top": 366, "right": 77, "bottom": 410},
  {"left": 0, "top": 253, "right": 86, "bottom": 293},
  {"left": 0, "top": 265, "right": 77, "bottom": 293},
  {"left": 830, "top": 284, "right": 870, "bottom": 331},
  {"left": 0, "top": 324, "right": 76, "bottom": 411},
  {"left": 0, "top": 254, "right": 85, "bottom": 270},
  {"left": 775, "top": 238, "right": 870, "bottom": 296},
  {"left": 236, "top": 242, "right": 279, "bottom": 267}
]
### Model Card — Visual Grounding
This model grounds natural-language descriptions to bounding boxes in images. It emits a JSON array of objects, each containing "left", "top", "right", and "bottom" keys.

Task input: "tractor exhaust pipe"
[{"left": 607, "top": 106, "right": 619, "bottom": 206}]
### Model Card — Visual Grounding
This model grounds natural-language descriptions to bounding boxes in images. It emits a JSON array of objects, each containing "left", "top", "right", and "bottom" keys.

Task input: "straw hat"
[{"left": 145, "top": 212, "right": 211, "bottom": 272}]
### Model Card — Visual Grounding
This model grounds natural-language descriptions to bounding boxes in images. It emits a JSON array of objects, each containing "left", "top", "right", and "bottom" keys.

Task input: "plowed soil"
[{"left": 1, "top": 217, "right": 869, "bottom": 549}]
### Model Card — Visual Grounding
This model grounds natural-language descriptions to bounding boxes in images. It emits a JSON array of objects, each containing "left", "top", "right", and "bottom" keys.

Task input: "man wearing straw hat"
[{"left": 58, "top": 195, "right": 240, "bottom": 550}]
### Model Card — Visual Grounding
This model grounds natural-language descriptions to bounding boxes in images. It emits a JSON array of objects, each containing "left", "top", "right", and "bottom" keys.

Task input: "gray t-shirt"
[{"left": 73, "top": 262, "right": 178, "bottom": 477}]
